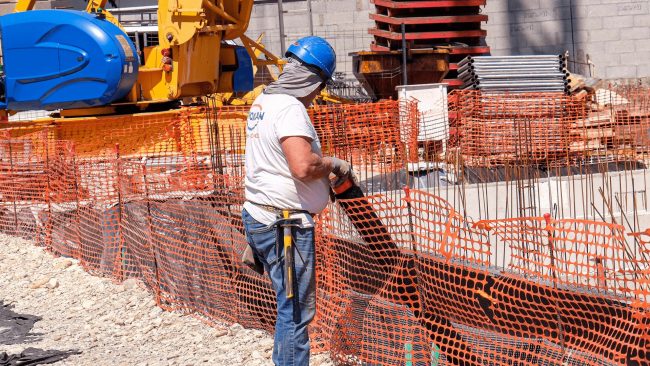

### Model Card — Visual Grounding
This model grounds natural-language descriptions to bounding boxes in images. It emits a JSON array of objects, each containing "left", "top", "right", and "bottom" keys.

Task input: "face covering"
[{"left": 264, "top": 57, "right": 325, "bottom": 98}]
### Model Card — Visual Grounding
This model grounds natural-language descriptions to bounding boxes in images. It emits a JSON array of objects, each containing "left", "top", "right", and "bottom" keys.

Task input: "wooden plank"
[
  {"left": 570, "top": 140, "right": 604, "bottom": 152},
  {"left": 570, "top": 128, "right": 614, "bottom": 139},
  {"left": 571, "top": 112, "right": 614, "bottom": 128}
]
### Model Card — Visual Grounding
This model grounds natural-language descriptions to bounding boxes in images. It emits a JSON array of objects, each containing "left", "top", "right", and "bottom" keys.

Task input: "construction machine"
[{"left": 0, "top": 0, "right": 279, "bottom": 115}]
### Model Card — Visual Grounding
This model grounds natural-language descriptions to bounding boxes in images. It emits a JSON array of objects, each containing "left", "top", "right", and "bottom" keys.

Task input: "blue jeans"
[{"left": 242, "top": 209, "right": 316, "bottom": 366}]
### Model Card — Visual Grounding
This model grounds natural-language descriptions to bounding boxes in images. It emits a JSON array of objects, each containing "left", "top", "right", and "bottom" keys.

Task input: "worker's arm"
[{"left": 281, "top": 136, "right": 334, "bottom": 181}]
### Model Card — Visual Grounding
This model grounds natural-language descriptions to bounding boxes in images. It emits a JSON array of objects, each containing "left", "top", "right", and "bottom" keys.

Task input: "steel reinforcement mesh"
[{"left": 0, "top": 94, "right": 649, "bottom": 365}]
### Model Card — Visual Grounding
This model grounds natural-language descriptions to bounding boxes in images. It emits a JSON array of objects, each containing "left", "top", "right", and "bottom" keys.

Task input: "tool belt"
[
  {"left": 244, "top": 205, "right": 307, "bottom": 299},
  {"left": 247, "top": 201, "right": 315, "bottom": 217}
]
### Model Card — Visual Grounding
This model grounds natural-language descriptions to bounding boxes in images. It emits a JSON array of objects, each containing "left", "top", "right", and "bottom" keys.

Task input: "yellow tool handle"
[{"left": 283, "top": 210, "right": 294, "bottom": 299}]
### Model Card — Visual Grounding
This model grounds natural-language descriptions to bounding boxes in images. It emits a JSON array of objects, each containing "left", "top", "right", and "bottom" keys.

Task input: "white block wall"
[{"left": 7, "top": 0, "right": 648, "bottom": 79}]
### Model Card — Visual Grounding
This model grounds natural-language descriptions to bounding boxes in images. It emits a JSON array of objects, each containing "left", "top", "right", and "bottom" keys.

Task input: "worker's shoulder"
[{"left": 256, "top": 93, "right": 303, "bottom": 107}]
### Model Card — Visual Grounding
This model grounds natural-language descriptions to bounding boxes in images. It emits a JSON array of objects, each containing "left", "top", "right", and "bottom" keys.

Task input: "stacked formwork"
[{"left": 369, "top": 0, "right": 490, "bottom": 87}]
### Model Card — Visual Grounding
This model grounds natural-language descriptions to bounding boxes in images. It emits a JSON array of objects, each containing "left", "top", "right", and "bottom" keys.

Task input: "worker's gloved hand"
[{"left": 329, "top": 157, "right": 356, "bottom": 189}]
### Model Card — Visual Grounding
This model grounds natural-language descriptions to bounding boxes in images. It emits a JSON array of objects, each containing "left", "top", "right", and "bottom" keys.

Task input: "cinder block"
[
  {"left": 603, "top": 15, "right": 635, "bottom": 29},
  {"left": 484, "top": 1, "right": 508, "bottom": 13},
  {"left": 353, "top": 10, "right": 372, "bottom": 24},
  {"left": 355, "top": 0, "right": 370, "bottom": 11},
  {"left": 507, "top": 0, "right": 541, "bottom": 11},
  {"left": 637, "top": 64, "right": 650, "bottom": 77},
  {"left": 323, "top": 11, "right": 355, "bottom": 25},
  {"left": 489, "top": 48, "right": 514, "bottom": 56},
  {"left": 573, "top": 17, "right": 604, "bottom": 31},
  {"left": 616, "top": 1, "right": 648, "bottom": 16},
  {"left": 485, "top": 11, "right": 511, "bottom": 26},
  {"left": 326, "top": 0, "right": 355, "bottom": 14},
  {"left": 538, "top": 0, "right": 570, "bottom": 9},
  {"left": 636, "top": 39, "right": 650, "bottom": 52},
  {"left": 572, "top": 29, "right": 590, "bottom": 43},
  {"left": 484, "top": 36, "right": 512, "bottom": 51},
  {"left": 574, "top": 4, "right": 618, "bottom": 19},
  {"left": 623, "top": 27, "right": 650, "bottom": 40},
  {"left": 620, "top": 51, "right": 650, "bottom": 65},
  {"left": 485, "top": 24, "right": 513, "bottom": 38},
  {"left": 589, "top": 28, "right": 622, "bottom": 42},
  {"left": 634, "top": 14, "right": 650, "bottom": 27},
  {"left": 606, "top": 40, "right": 636, "bottom": 54},
  {"left": 515, "top": 8, "right": 562, "bottom": 23},
  {"left": 588, "top": 51, "right": 621, "bottom": 75},
  {"left": 606, "top": 65, "right": 638, "bottom": 79}
]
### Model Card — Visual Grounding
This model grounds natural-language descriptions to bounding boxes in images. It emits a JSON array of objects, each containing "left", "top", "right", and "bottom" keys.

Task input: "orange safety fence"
[
  {"left": 0, "top": 94, "right": 649, "bottom": 365},
  {"left": 448, "top": 88, "right": 650, "bottom": 169}
]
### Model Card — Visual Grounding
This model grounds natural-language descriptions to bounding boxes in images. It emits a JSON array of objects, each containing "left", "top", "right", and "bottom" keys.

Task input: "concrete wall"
[
  {"left": 246, "top": 0, "right": 375, "bottom": 76},
  {"left": 247, "top": 0, "right": 649, "bottom": 80},
  {"left": 3, "top": 0, "right": 647, "bottom": 79},
  {"left": 483, "top": 0, "right": 650, "bottom": 79}
]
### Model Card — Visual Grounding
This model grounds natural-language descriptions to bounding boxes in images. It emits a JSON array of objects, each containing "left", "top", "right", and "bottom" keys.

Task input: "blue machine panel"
[
  {"left": 232, "top": 46, "right": 254, "bottom": 93},
  {"left": 0, "top": 10, "right": 139, "bottom": 111}
]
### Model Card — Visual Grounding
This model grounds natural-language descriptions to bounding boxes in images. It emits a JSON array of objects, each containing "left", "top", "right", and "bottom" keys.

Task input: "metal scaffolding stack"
[
  {"left": 369, "top": 0, "right": 490, "bottom": 88},
  {"left": 459, "top": 55, "right": 570, "bottom": 93}
]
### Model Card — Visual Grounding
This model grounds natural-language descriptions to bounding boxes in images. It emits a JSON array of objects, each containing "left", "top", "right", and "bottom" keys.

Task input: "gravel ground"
[{"left": 0, "top": 234, "right": 333, "bottom": 366}]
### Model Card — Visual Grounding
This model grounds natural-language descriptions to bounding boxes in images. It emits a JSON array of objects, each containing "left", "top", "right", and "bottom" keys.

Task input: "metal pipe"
[
  {"left": 474, "top": 79, "right": 568, "bottom": 84},
  {"left": 461, "top": 65, "right": 565, "bottom": 70},
  {"left": 458, "top": 69, "right": 474, "bottom": 80},
  {"left": 469, "top": 55, "right": 564, "bottom": 60},
  {"left": 473, "top": 74, "right": 569, "bottom": 79},
  {"left": 474, "top": 84, "right": 568, "bottom": 89},
  {"left": 134, "top": 31, "right": 141, "bottom": 64},
  {"left": 468, "top": 61, "right": 565, "bottom": 66},
  {"left": 307, "top": 0, "right": 314, "bottom": 36},
  {"left": 401, "top": 22, "right": 407, "bottom": 86},
  {"left": 474, "top": 86, "right": 567, "bottom": 90},
  {"left": 465, "top": 69, "right": 567, "bottom": 76},
  {"left": 278, "top": 0, "right": 286, "bottom": 55},
  {"left": 466, "top": 86, "right": 565, "bottom": 91},
  {"left": 463, "top": 65, "right": 565, "bottom": 70},
  {"left": 473, "top": 80, "right": 568, "bottom": 86}
]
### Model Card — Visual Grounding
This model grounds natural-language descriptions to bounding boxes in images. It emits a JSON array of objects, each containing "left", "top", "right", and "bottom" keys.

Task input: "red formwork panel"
[
  {"left": 369, "top": 28, "right": 487, "bottom": 40},
  {"left": 371, "top": 0, "right": 487, "bottom": 8},
  {"left": 370, "top": 13, "right": 488, "bottom": 25},
  {"left": 368, "top": 0, "right": 491, "bottom": 89},
  {"left": 442, "top": 78, "right": 464, "bottom": 86}
]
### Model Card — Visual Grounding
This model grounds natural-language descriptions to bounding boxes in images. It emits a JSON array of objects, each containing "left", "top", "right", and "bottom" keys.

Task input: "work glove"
[{"left": 328, "top": 157, "right": 356, "bottom": 189}]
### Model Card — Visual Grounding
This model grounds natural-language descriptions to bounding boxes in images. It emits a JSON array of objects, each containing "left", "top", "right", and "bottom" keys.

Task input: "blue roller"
[{"left": 0, "top": 10, "right": 139, "bottom": 111}]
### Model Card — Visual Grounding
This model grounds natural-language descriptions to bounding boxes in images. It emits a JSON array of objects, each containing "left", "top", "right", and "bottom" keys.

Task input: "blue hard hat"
[{"left": 286, "top": 36, "right": 336, "bottom": 80}]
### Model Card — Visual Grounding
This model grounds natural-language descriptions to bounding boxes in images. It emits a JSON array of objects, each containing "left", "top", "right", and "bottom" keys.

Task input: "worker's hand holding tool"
[{"left": 329, "top": 157, "right": 356, "bottom": 189}]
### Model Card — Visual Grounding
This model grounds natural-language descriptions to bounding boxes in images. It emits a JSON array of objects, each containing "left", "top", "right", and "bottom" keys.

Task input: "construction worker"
[{"left": 241, "top": 36, "right": 351, "bottom": 366}]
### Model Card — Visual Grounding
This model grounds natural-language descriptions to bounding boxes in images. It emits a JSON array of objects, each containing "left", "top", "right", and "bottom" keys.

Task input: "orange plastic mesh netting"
[{"left": 0, "top": 96, "right": 649, "bottom": 365}]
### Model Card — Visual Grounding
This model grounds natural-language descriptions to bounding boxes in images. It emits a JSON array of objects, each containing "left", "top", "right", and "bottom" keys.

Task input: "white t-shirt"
[{"left": 243, "top": 93, "right": 330, "bottom": 226}]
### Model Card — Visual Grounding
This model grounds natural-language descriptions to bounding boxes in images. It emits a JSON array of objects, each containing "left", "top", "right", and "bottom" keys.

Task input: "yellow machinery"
[{"left": 12, "top": 0, "right": 283, "bottom": 113}]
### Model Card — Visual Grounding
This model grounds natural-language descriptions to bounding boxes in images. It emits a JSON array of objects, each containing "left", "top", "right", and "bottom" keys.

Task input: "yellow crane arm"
[
  {"left": 14, "top": 0, "right": 37, "bottom": 12},
  {"left": 16, "top": 0, "right": 109, "bottom": 12},
  {"left": 85, "top": 0, "right": 109, "bottom": 12}
]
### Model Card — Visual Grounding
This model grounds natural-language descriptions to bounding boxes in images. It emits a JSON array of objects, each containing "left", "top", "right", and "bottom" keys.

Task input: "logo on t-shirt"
[{"left": 247, "top": 104, "right": 265, "bottom": 131}]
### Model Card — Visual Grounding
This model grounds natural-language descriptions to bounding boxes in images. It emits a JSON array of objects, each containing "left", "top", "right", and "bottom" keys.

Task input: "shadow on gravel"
[
  {"left": 0, "top": 301, "right": 42, "bottom": 345},
  {"left": 0, "top": 348, "right": 81, "bottom": 366},
  {"left": 1, "top": 301, "right": 81, "bottom": 365}
]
